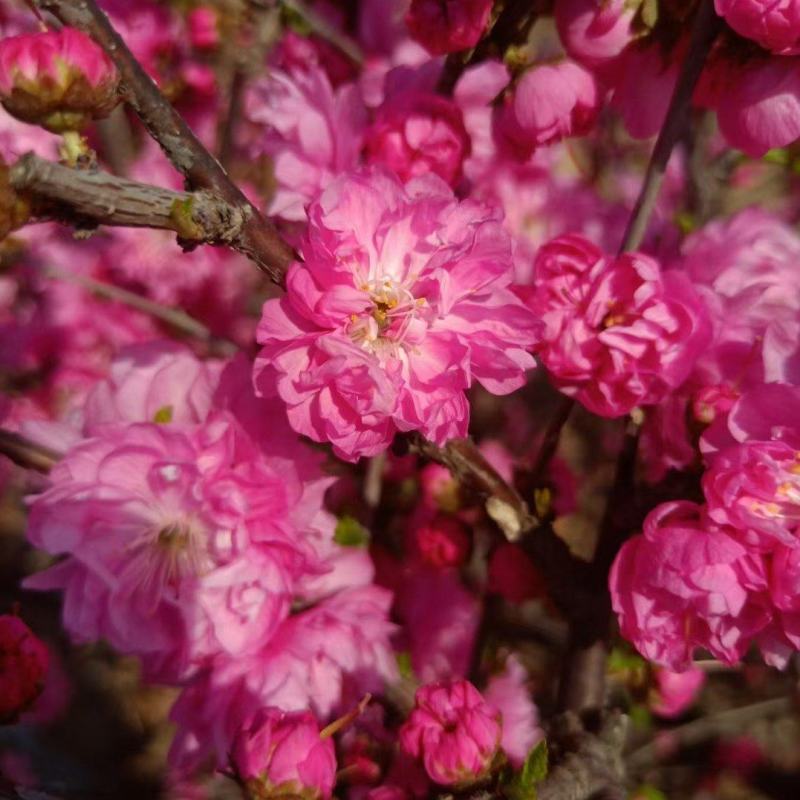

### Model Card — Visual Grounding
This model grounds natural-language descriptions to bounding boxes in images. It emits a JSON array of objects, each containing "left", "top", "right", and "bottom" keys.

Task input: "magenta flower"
[
  {"left": 232, "top": 708, "right": 337, "bottom": 800},
  {"left": 496, "top": 60, "right": 600, "bottom": 159},
  {"left": 412, "top": 513, "right": 470, "bottom": 569},
  {"left": 610, "top": 501, "right": 771, "bottom": 671},
  {"left": 25, "top": 416, "right": 316, "bottom": 682},
  {"left": 715, "top": 0, "right": 800, "bottom": 54},
  {"left": 365, "top": 92, "right": 471, "bottom": 186},
  {"left": 529, "top": 234, "right": 711, "bottom": 418},
  {"left": 0, "top": 28, "right": 119, "bottom": 132},
  {"left": 399, "top": 680, "right": 501, "bottom": 786},
  {"left": 255, "top": 169, "right": 538, "bottom": 461},
  {"left": 703, "top": 440, "right": 800, "bottom": 547},
  {"left": 555, "top": 0, "right": 636, "bottom": 69},
  {"left": 649, "top": 666, "right": 706, "bottom": 719},
  {"left": 0, "top": 615, "right": 49, "bottom": 723},
  {"left": 405, "top": 0, "right": 493, "bottom": 56}
]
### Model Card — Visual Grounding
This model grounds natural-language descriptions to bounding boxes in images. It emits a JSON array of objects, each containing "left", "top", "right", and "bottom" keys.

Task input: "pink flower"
[
  {"left": 707, "top": 56, "right": 800, "bottom": 157},
  {"left": 610, "top": 501, "right": 771, "bottom": 671},
  {"left": 715, "top": 0, "right": 800, "bottom": 54},
  {"left": 405, "top": 0, "right": 492, "bottom": 56},
  {"left": 255, "top": 169, "right": 538, "bottom": 461},
  {"left": 232, "top": 708, "right": 337, "bottom": 800},
  {"left": 611, "top": 44, "right": 679, "bottom": 139},
  {"left": 484, "top": 655, "right": 542, "bottom": 767},
  {"left": 399, "top": 680, "right": 501, "bottom": 786},
  {"left": 0, "top": 28, "right": 119, "bottom": 131},
  {"left": 187, "top": 7, "right": 219, "bottom": 51},
  {"left": 555, "top": 0, "right": 637, "bottom": 69},
  {"left": 0, "top": 615, "right": 49, "bottom": 723},
  {"left": 768, "top": 545, "right": 800, "bottom": 654},
  {"left": 25, "top": 417, "right": 317, "bottom": 682},
  {"left": 649, "top": 666, "right": 706, "bottom": 719},
  {"left": 528, "top": 234, "right": 711, "bottom": 418},
  {"left": 365, "top": 92, "right": 471, "bottom": 186},
  {"left": 496, "top": 60, "right": 600, "bottom": 159},
  {"left": 412, "top": 514, "right": 471, "bottom": 568},
  {"left": 703, "top": 440, "right": 800, "bottom": 547},
  {"left": 245, "top": 65, "right": 367, "bottom": 221}
]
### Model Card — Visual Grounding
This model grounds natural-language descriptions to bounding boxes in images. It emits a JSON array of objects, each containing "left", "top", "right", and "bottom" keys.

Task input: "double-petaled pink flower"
[
  {"left": 715, "top": 0, "right": 800, "bottom": 54},
  {"left": 528, "top": 234, "right": 711, "bottom": 418},
  {"left": 405, "top": 0, "right": 493, "bottom": 56},
  {"left": 255, "top": 169, "right": 538, "bottom": 461}
]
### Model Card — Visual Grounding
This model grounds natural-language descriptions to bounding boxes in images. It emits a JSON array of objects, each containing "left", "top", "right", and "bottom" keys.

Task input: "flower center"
[{"left": 347, "top": 277, "right": 423, "bottom": 353}]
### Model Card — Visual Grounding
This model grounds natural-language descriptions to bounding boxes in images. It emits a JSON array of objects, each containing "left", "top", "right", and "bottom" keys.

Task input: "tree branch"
[
  {"left": 33, "top": 0, "right": 295, "bottom": 284},
  {"left": 618, "top": 0, "right": 722, "bottom": 254},
  {"left": 10, "top": 153, "right": 248, "bottom": 246},
  {"left": 0, "top": 429, "right": 60, "bottom": 472}
]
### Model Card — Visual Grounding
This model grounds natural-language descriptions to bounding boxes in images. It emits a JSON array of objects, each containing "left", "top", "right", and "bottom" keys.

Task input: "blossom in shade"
[
  {"left": 703, "top": 440, "right": 800, "bottom": 547},
  {"left": 714, "top": 0, "right": 800, "bottom": 54},
  {"left": 555, "top": 0, "right": 636, "bottom": 70},
  {"left": 0, "top": 28, "right": 119, "bottom": 132},
  {"left": 649, "top": 666, "right": 706, "bottom": 719},
  {"left": 364, "top": 92, "right": 471, "bottom": 186},
  {"left": 186, "top": 7, "right": 219, "bottom": 51},
  {"left": 405, "top": 0, "right": 493, "bottom": 56},
  {"left": 528, "top": 234, "right": 711, "bottom": 418},
  {"left": 496, "top": 60, "right": 600, "bottom": 159},
  {"left": 255, "top": 168, "right": 538, "bottom": 461},
  {"left": 412, "top": 513, "right": 471, "bottom": 569},
  {"left": 24, "top": 416, "right": 316, "bottom": 682},
  {"left": 245, "top": 64, "right": 367, "bottom": 221},
  {"left": 609, "top": 501, "right": 771, "bottom": 671},
  {"left": 487, "top": 543, "right": 545, "bottom": 605},
  {"left": 0, "top": 615, "right": 49, "bottom": 723},
  {"left": 484, "top": 655, "right": 542, "bottom": 767},
  {"left": 399, "top": 680, "right": 501, "bottom": 786},
  {"left": 231, "top": 708, "right": 337, "bottom": 800}
]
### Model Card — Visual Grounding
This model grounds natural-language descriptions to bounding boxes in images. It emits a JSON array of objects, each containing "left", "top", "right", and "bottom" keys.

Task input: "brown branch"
[
  {"left": 33, "top": 0, "right": 295, "bottom": 284},
  {"left": 0, "top": 429, "right": 60, "bottom": 472},
  {"left": 10, "top": 153, "right": 248, "bottom": 245},
  {"left": 618, "top": 0, "right": 722, "bottom": 254}
]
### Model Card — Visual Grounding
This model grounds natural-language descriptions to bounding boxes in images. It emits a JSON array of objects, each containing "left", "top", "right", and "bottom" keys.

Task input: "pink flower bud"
[
  {"left": 496, "top": 60, "right": 600, "bottom": 159},
  {"left": 399, "top": 680, "right": 501, "bottom": 786},
  {"left": 649, "top": 666, "right": 706, "bottom": 719},
  {"left": 414, "top": 514, "right": 470, "bottom": 568},
  {"left": 365, "top": 92, "right": 471, "bottom": 186},
  {"left": 405, "top": 0, "right": 493, "bottom": 56},
  {"left": 555, "top": 0, "right": 637, "bottom": 68},
  {"left": 0, "top": 615, "right": 49, "bottom": 723},
  {"left": 0, "top": 28, "right": 119, "bottom": 132},
  {"left": 715, "top": 0, "right": 800, "bottom": 55},
  {"left": 231, "top": 708, "right": 337, "bottom": 800},
  {"left": 187, "top": 7, "right": 219, "bottom": 51}
]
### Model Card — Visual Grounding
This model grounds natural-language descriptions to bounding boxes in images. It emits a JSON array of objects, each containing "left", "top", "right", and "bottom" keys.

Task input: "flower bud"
[
  {"left": 405, "top": 0, "right": 493, "bottom": 56},
  {"left": 0, "top": 615, "right": 49, "bottom": 723},
  {"left": 555, "top": 0, "right": 637, "bottom": 69},
  {"left": 649, "top": 666, "right": 706, "bottom": 719},
  {"left": 232, "top": 708, "right": 337, "bottom": 800},
  {"left": 399, "top": 680, "right": 501, "bottom": 787},
  {"left": 413, "top": 514, "right": 470, "bottom": 568},
  {"left": 0, "top": 28, "right": 119, "bottom": 133}
]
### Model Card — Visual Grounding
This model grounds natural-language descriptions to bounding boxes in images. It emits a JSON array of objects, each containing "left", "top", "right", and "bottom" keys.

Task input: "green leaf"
[
  {"left": 506, "top": 740, "right": 548, "bottom": 800},
  {"left": 632, "top": 785, "right": 667, "bottom": 800},
  {"left": 396, "top": 651, "right": 414, "bottom": 680},
  {"left": 333, "top": 515, "right": 370, "bottom": 548},
  {"left": 153, "top": 405, "right": 173, "bottom": 424}
]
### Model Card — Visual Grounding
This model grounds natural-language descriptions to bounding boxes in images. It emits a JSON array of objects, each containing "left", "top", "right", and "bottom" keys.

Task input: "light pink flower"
[
  {"left": 715, "top": 0, "right": 800, "bottom": 54},
  {"left": 25, "top": 417, "right": 316, "bottom": 682},
  {"left": 484, "top": 655, "right": 542, "bottom": 768},
  {"left": 245, "top": 65, "right": 367, "bottom": 221},
  {"left": 400, "top": 680, "right": 501, "bottom": 786},
  {"left": 232, "top": 708, "right": 337, "bottom": 800},
  {"left": 703, "top": 440, "right": 800, "bottom": 547},
  {"left": 496, "top": 60, "right": 600, "bottom": 159},
  {"left": 528, "top": 234, "right": 711, "bottom": 418},
  {"left": 0, "top": 28, "right": 118, "bottom": 131},
  {"left": 610, "top": 501, "right": 771, "bottom": 671},
  {"left": 365, "top": 92, "right": 471, "bottom": 185},
  {"left": 0, "top": 615, "right": 49, "bottom": 723},
  {"left": 649, "top": 666, "right": 706, "bottom": 719},
  {"left": 708, "top": 56, "right": 800, "bottom": 157},
  {"left": 405, "top": 0, "right": 492, "bottom": 56},
  {"left": 555, "top": 0, "right": 637, "bottom": 69},
  {"left": 255, "top": 169, "right": 538, "bottom": 461}
]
